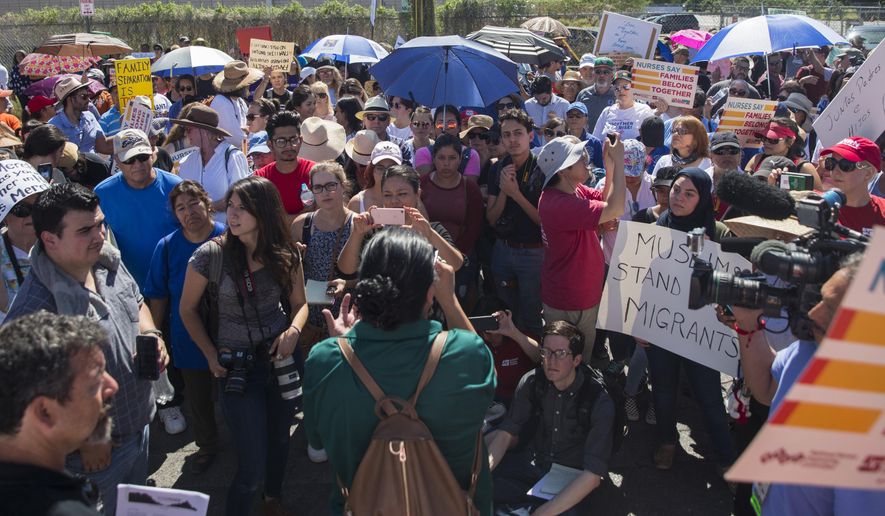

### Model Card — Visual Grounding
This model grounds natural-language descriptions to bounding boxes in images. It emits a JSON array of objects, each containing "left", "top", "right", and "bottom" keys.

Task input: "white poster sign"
[
  {"left": 79, "top": 0, "right": 94, "bottom": 17},
  {"left": 0, "top": 160, "right": 50, "bottom": 221},
  {"left": 116, "top": 484, "right": 209, "bottom": 515},
  {"left": 593, "top": 12, "right": 661, "bottom": 60},
  {"left": 122, "top": 96, "right": 154, "bottom": 135}
]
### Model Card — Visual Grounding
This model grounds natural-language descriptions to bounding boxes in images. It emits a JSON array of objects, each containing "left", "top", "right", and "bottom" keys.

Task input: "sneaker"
[
  {"left": 645, "top": 403, "right": 657, "bottom": 425},
  {"left": 625, "top": 396, "right": 640, "bottom": 422},
  {"left": 654, "top": 443, "right": 676, "bottom": 470},
  {"left": 157, "top": 406, "right": 187, "bottom": 435},
  {"left": 307, "top": 444, "right": 328, "bottom": 463}
]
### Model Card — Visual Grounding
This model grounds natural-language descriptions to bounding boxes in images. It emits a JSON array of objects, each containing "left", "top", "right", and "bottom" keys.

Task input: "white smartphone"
[{"left": 371, "top": 207, "right": 405, "bottom": 226}]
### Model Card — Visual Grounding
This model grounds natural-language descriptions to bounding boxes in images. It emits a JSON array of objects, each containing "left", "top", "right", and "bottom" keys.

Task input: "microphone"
[{"left": 715, "top": 172, "right": 795, "bottom": 220}]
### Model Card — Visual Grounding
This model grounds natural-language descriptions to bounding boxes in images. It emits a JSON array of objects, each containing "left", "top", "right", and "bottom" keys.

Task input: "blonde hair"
[
  {"left": 310, "top": 81, "right": 333, "bottom": 117},
  {"left": 310, "top": 161, "right": 351, "bottom": 197}
]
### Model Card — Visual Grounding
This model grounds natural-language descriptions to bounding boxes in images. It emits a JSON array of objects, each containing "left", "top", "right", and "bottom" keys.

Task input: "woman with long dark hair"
[
  {"left": 333, "top": 96, "right": 363, "bottom": 141},
  {"left": 180, "top": 176, "right": 307, "bottom": 516}
]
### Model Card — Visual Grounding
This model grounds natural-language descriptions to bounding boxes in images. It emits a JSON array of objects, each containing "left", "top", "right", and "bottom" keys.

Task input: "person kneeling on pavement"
[{"left": 487, "top": 321, "right": 614, "bottom": 516}]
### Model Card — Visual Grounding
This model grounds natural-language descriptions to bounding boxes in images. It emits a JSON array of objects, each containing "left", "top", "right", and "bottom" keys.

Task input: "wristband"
[
  {"left": 141, "top": 328, "right": 163, "bottom": 339},
  {"left": 733, "top": 319, "right": 765, "bottom": 337}
]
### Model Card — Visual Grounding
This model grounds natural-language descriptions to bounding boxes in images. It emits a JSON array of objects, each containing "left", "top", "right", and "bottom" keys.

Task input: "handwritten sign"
[
  {"left": 597, "top": 222, "right": 751, "bottom": 376},
  {"left": 716, "top": 98, "right": 778, "bottom": 148},
  {"left": 248, "top": 39, "right": 295, "bottom": 72},
  {"left": 122, "top": 96, "right": 154, "bottom": 135},
  {"left": 631, "top": 58, "right": 700, "bottom": 108},
  {"left": 727, "top": 227, "right": 885, "bottom": 489},
  {"left": 813, "top": 40, "right": 885, "bottom": 148},
  {"left": 79, "top": 0, "right": 94, "bottom": 17},
  {"left": 594, "top": 12, "right": 661, "bottom": 60},
  {"left": 114, "top": 58, "right": 153, "bottom": 118},
  {"left": 0, "top": 160, "right": 50, "bottom": 221}
]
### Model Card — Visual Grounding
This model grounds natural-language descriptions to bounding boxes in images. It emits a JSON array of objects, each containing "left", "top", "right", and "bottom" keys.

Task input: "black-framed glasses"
[
  {"left": 468, "top": 132, "right": 490, "bottom": 141},
  {"left": 496, "top": 102, "right": 517, "bottom": 111},
  {"left": 411, "top": 120, "right": 431, "bottom": 128},
  {"left": 713, "top": 147, "right": 741, "bottom": 156},
  {"left": 310, "top": 181, "right": 340, "bottom": 194},
  {"left": 539, "top": 348, "right": 573, "bottom": 360},
  {"left": 9, "top": 203, "right": 33, "bottom": 218},
  {"left": 273, "top": 136, "right": 301, "bottom": 148},
  {"left": 365, "top": 114, "right": 389, "bottom": 122},
  {"left": 544, "top": 129, "right": 566, "bottom": 138},
  {"left": 178, "top": 85, "right": 194, "bottom": 92},
  {"left": 824, "top": 156, "right": 864, "bottom": 172},
  {"left": 729, "top": 88, "right": 748, "bottom": 96},
  {"left": 122, "top": 154, "right": 151, "bottom": 165}
]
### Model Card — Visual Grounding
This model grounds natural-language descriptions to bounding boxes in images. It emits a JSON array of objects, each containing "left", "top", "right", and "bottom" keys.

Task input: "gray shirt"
[
  {"left": 499, "top": 367, "right": 613, "bottom": 475},
  {"left": 576, "top": 84, "right": 616, "bottom": 133}
]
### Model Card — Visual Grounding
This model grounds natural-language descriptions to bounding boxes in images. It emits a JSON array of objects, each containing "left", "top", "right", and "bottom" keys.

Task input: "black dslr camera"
[{"left": 217, "top": 349, "right": 255, "bottom": 394}]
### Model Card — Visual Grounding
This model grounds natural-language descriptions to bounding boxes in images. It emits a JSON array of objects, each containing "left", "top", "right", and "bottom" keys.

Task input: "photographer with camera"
[{"left": 179, "top": 176, "right": 308, "bottom": 516}]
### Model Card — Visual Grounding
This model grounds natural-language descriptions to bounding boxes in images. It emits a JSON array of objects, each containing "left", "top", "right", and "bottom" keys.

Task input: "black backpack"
[{"left": 525, "top": 364, "right": 628, "bottom": 454}]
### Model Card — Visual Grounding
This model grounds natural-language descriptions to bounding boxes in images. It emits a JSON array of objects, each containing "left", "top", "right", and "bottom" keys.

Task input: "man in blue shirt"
[
  {"left": 48, "top": 77, "right": 114, "bottom": 154},
  {"left": 98, "top": 84, "right": 122, "bottom": 137},
  {"left": 94, "top": 129, "right": 182, "bottom": 291}
]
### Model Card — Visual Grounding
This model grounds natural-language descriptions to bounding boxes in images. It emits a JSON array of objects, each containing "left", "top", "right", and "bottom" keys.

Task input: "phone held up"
[
  {"left": 135, "top": 335, "right": 160, "bottom": 381},
  {"left": 371, "top": 207, "right": 405, "bottom": 226},
  {"left": 37, "top": 163, "right": 53, "bottom": 182},
  {"left": 469, "top": 314, "right": 499, "bottom": 332}
]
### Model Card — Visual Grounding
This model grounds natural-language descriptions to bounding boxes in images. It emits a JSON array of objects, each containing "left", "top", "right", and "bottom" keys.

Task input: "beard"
[{"left": 84, "top": 404, "right": 113, "bottom": 445}]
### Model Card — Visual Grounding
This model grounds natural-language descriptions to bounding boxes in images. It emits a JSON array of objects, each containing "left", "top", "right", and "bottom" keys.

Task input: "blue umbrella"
[
  {"left": 369, "top": 35, "right": 519, "bottom": 109},
  {"left": 301, "top": 34, "right": 389, "bottom": 64},
  {"left": 692, "top": 15, "right": 848, "bottom": 63}
]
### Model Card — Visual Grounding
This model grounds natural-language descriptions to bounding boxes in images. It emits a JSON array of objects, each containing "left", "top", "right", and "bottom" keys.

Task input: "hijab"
[{"left": 656, "top": 167, "right": 716, "bottom": 238}]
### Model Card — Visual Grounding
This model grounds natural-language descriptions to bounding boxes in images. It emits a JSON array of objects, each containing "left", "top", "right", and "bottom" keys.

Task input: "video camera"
[{"left": 687, "top": 190, "right": 867, "bottom": 340}]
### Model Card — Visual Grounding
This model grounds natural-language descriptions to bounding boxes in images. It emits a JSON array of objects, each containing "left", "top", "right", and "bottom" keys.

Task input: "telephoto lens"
[{"left": 273, "top": 356, "right": 302, "bottom": 400}]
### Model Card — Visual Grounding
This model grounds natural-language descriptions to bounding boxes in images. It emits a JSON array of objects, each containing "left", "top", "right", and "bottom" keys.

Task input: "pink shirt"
[
  {"left": 414, "top": 146, "right": 481, "bottom": 176},
  {"left": 539, "top": 185, "right": 605, "bottom": 310}
]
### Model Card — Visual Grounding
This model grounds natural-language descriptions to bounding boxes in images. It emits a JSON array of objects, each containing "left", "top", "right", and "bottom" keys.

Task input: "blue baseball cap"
[{"left": 567, "top": 102, "right": 588, "bottom": 116}]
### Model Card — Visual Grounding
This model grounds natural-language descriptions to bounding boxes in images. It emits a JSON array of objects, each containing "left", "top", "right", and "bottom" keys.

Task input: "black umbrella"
[{"left": 465, "top": 25, "right": 566, "bottom": 65}]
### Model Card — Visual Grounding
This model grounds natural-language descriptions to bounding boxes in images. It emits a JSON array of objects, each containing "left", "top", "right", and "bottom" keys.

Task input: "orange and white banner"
[
  {"left": 631, "top": 58, "right": 700, "bottom": 109},
  {"left": 716, "top": 98, "right": 778, "bottom": 148}
]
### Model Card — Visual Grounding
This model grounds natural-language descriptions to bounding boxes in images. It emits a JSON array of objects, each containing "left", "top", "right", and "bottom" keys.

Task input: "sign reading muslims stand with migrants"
[
  {"left": 114, "top": 58, "right": 154, "bottom": 117},
  {"left": 0, "top": 160, "right": 50, "bottom": 221},
  {"left": 248, "top": 39, "right": 295, "bottom": 72},
  {"left": 593, "top": 12, "right": 661, "bottom": 60},
  {"left": 716, "top": 98, "right": 778, "bottom": 148},
  {"left": 631, "top": 58, "right": 700, "bottom": 108},
  {"left": 597, "top": 222, "right": 750, "bottom": 377}
]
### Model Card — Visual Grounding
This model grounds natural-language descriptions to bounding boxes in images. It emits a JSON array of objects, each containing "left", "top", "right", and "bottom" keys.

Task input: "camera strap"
[{"left": 233, "top": 262, "right": 267, "bottom": 348}]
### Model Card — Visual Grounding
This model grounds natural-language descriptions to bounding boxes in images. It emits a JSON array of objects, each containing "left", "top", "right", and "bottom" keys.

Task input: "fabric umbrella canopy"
[
  {"left": 369, "top": 36, "right": 518, "bottom": 109},
  {"left": 692, "top": 15, "right": 847, "bottom": 63},
  {"left": 150, "top": 46, "right": 234, "bottom": 78},
  {"left": 466, "top": 26, "right": 566, "bottom": 65},
  {"left": 302, "top": 34, "right": 389, "bottom": 64},
  {"left": 520, "top": 16, "right": 571, "bottom": 38},
  {"left": 23, "top": 74, "right": 106, "bottom": 98},
  {"left": 35, "top": 33, "right": 132, "bottom": 57},
  {"left": 19, "top": 53, "right": 101, "bottom": 77},
  {"left": 669, "top": 29, "right": 714, "bottom": 50}
]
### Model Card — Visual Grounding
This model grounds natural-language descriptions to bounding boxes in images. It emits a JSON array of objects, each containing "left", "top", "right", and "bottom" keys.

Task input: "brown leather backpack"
[{"left": 336, "top": 332, "right": 483, "bottom": 516}]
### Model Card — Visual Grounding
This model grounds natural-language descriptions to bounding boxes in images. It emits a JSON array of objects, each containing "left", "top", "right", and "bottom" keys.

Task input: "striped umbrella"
[
  {"left": 520, "top": 16, "right": 571, "bottom": 38},
  {"left": 19, "top": 53, "right": 101, "bottom": 77},
  {"left": 466, "top": 26, "right": 566, "bottom": 65}
]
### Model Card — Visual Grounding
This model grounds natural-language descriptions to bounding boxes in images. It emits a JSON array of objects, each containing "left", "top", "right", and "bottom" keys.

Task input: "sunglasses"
[
  {"left": 496, "top": 102, "right": 517, "bottom": 111},
  {"left": 594, "top": 69, "right": 613, "bottom": 75},
  {"left": 310, "top": 181, "right": 340, "bottom": 194},
  {"left": 122, "top": 154, "right": 151, "bottom": 165},
  {"left": 436, "top": 120, "right": 458, "bottom": 130},
  {"left": 824, "top": 156, "right": 865, "bottom": 172},
  {"left": 411, "top": 120, "right": 431, "bottom": 128},
  {"left": 672, "top": 127, "right": 691, "bottom": 136},
  {"left": 544, "top": 129, "right": 566, "bottom": 138},
  {"left": 760, "top": 136, "right": 783, "bottom": 145},
  {"left": 729, "top": 88, "right": 748, "bottom": 96},
  {"left": 178, "top": 86, "right": 194, "bottom": 92},
  {"left": 468, "top": 132, "right": 490, "bottom": 141},
  {"left": 613, "top": 84, "right": 631, "bottom": 92},
  {"left": 316, "top": 93, "right": 328, "bottom": 98},
  {"left": 9, "top": 203, "right": 33, "bottom": 218},
  {"left": 365, "top": 114, "right": 389, "bottom": 122},
  {"left": 713, "top": 147, "right": 741, "bottom": 156}
]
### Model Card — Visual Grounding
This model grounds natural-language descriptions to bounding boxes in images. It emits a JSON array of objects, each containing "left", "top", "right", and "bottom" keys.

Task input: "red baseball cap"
[
  {"left": 26, "top": 95, "right": 55, "bottom": 115},
  {"left": 754, "top": 121, "right": 796, "bottom": 141},
  {"left": 821, "top": 136, "right": 881, "bottom": 171}
]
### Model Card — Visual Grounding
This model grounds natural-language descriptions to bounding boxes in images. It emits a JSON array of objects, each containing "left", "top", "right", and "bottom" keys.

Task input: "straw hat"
[
  {"left": 559, "top": 70, "right": 585, "bottom": 88},
  {"left": 459, "top": 114, "right": 494, "bottom": 142},
  {"left": 344, "top": 130, "right": 381, "bottom": 166},
  {"left": 53, "top": 77, "right": 91, "bottom": 103},
  {"left": 0, "top": 122, "right": 22, "bottom": 148},
  {"left": 171, "top": 104, "right": 232, "bottom": 138},
  {"left": 212, "top": 61, "right": 264, "bottom": 93},
  {"left": 299, "top": 117, "right": 347, "bottom": 162},
  {"left": 355, "top": 96, "right": 395, "bottom": 122}
]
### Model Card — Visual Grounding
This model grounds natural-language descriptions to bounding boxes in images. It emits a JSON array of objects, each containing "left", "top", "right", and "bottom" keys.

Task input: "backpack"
[
  {"left": 198, "top": 237, "right": 224, "bottom": 342},
  {"left": 526, "top": 363, "right": 628, "bottom": 454},
  {"left": 336, "top": 332, "right": 483, "bottom": 516}
]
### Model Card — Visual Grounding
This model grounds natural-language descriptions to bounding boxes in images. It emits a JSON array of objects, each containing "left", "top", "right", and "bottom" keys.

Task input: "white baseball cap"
[
  {"left": 538, "top": 136, "right": 586, "bottom": 187},
  {"left": 579, "top": 53, "right": 596, "bottom": 69},
  {"left": 370, "top": 141, "right": 403, "bottom": 166}
]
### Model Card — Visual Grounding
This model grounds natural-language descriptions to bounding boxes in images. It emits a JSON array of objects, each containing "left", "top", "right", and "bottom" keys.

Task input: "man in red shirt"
[
  {"left": 820, "top": 136, "right": 885, "bottom": 237},
  {"left": 255, "top": 111, "right": 315, "bottom": 221}
]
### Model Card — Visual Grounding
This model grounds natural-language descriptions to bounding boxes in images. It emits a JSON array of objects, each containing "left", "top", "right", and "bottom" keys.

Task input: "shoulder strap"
[
  {"left": 224, "top": 145, "right": 234, "bottom": 179},
  {"left": 302, "top": 212, "right": 315, "bottom": 246},
  {"left": 208, "top": 237, "right": 223, "bottom": 285},
  {"left": 2, "top": 232, "right": 25, "bottom": 285},
  {"left": 410, "top": 331, "right": 448, "bottom": 405},
  {"left": 337, "top": 337, "right": 388, "bottom": 402},
  {"left": 459, "top": 147, "right": 472, "bottom": 173}
]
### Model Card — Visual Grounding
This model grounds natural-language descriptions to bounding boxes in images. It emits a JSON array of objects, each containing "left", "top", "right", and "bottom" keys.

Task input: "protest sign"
[
  {"left": 593, "top": 12, "right": 661, "bottom": 60},
  {"left": 236, "top": 26, "right": 272, "bottom": 56},
  {"left": 631, "top": 58, "right": 700, "bottom": 108},
  {"left": 716, "top": 98, "right": 778, "bottom": 148},
  {"left": 0, "top": 160, "right": 49, "bottom": 221},
  {"left": 116, "top": 484, "right": 209, "bottom": 515},
  {"left": 79, "top": 0, "right": 93, "bottom": 17},
  {"left": 727, "top": 227, "right": 885, "bottom": 489},
  {"left": 248, "top": 39, "right": 295, "bottom": 72},
  {"left": 114, "top": 58, "right": 153, "bottom": 117},
  {"left": 812, "top": 40, "right": 885, "bottom": 148},
  {"left": 122, "top": 96, "right": 154, "bottom": 135},
  {"left": 597, "top": 222, "right": 751, "bottom": 376}
]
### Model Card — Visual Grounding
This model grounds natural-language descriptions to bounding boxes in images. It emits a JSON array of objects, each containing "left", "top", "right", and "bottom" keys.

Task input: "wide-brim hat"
[
  {"left": 299, "top": 117, "right": 347, "bottom": 162},
  {"left": 171, "top": 103, "right": 232, "bottom": 138},
  {"left": 0, "top": 122, "right": 21, "bottom": 148},
  {"left": 559, "top": 70, "right": 585, "bottom": 88},
  {"left": 212, "top": 61, "right": 264, "bottom": 93},
  {"left": 344, "top": 130, "right": 381, "bottom": 166},
  {"left": 53, "top": 76, "right": 91, "bottom": 103},
  {"left": 356, "top": 96, "right": 395, "bottom": 122},
  {"left": 459, "top": 114, "right": 494, "bottom": 141}
]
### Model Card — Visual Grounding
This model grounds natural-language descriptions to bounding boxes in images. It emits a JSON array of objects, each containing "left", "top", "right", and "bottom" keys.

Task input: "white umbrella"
[
  {"left": 150, "top": 46, "right": 234, "bottom": 78},
  {"left": 301, "top": 34, "right": 389, "bottom": 64}
]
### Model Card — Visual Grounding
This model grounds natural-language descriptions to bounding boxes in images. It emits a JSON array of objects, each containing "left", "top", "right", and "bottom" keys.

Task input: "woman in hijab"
[{"left": 642, "top": 168, "right": 734, "bottom": 473}]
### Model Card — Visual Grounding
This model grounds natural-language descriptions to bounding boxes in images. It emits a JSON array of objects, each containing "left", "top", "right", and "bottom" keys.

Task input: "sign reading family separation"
[
  {"left": 631, "top": 58, "right": 700, "bottom": 108},
  {"left": 114, "top": 58, "right": 153, "bottom": 117},
  {"left": 0, "top": 160, "right": 50, "bottom": 221},
  {"left": 597, "top": 222, "right": 750, "bottom": 377}
]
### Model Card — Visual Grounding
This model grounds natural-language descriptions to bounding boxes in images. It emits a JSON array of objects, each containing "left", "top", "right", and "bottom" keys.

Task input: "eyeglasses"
[
  {"left": 9, "top": 203, "right": 33, "bottom": 218},
  {"left": 786, "top": 106, "right": 802, "bottom": 115},
  {"left": 613, "top": 84, "right": 631, "bottom": 92},
  {"left": 468, "top": 132, "right": 490, "bottom": 141},
  {"left": 178, "top": 86, "right": 194, "bottom": 92},
  {"left": 566, "top": 113, "right": 586, "bottom": 119},
  {"left": 316, "top": 93, "right": 328, "bottom": 99},
  {"left": 651, "top": 186, "right": 670, "bottom": 196},
  {"left": 310, "top": 181, "right": 340, "bottom": 194},
  {"left": 539, "top": 348, "right": 573, "bottom": 360},
  {"left": 544, "top": 129, "right": 566, "bottom": 138},
  {"left": 246, "top": 113, "right": 264, "bottom": 121},
  {"left": 122, "top": 154, "right": 151, "bottom": 165},
  {"left": 436, "top": 120, "right": 458, "bottom": 130},
  {"left": 411, "top": 120, "right": 431, "bottom": 128},
  {"left": 496, "top": 102, "right": 517, "bottom": 111},
  {"left": 713, "top": 147, "right": 741, "bottom": 156},
  {"left": 272, "top": 136, "right": 301, "bottom": 148},
  {"left": 594, "top": 69, "right": 613, "bottom": 75},
  {"left": 729, "top": 88, "right": 748, "bottom": 96},
  {"left": 760, "top": 136, "right": 783, "bottom": 145},
  {"left": 365, "top": 114, "right": 389, "bottom": 122},
  {"left": 672, "top": 127, "right": 691, "bottom": 136},
  {"left": 824, "top": 156, "right": 865, "bottom": 172}
]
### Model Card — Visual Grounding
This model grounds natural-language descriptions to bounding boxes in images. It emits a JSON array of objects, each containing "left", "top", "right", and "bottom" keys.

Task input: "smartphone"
[
  {"left": 607, "top": 133, "right": 617, "bottom": 145},
  {"left": 469, "top": 315, "right": 500, "bottom": 332},
  {"left": 37, "top": 163, "right": 52, "bottom": 182},
  {"left": 779, "top": 172, "right": 814, "bottom": 191},
  {"left": 135, "top": 335, "right": 160, "bottom": 381},
  {"left": 371, "top": 207, "right": 405, "bottom": 226}
]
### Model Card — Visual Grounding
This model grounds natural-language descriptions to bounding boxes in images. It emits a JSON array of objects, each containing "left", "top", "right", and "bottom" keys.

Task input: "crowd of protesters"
[{"left": 0, "top": 25, "right": 883, "bottom": 516}]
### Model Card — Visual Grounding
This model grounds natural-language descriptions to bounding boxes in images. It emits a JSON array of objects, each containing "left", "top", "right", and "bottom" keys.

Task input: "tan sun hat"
[
  {"left": 459, "top": 114, "right": 494, "bottom": 142},
  {"left": 171, "top": 104, "right": 232, "bottom": 138},
  {"left": 344, "top": 129, "right": 381, "bottom": 166},
  {"left": 53, "top": 76, "right": 91, "bottom": 103},
  {"left": 299, "top": 117, "right": 347, "bottom": 162},
  {"left": 558, "top": 70, "right": 586, "bottom": 88},
  {"left": 212, "top": 60, "right": 264, "bottom": 93}
]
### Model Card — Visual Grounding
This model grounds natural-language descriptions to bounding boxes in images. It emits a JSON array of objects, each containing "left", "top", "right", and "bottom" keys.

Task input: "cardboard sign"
[
  {"left": 122, "top": 96, "right": 154, "bottom": 135},
  {"left": 594, "top": 12, "right": 661, "bottom": 60},
  {"left": 812, "top": 40, "right": 885, "bottom": 148},
  {"left": 236, "top": 26, "right": 272, "bottom": 56},
  {"left": 597, "top": 222, "right": 751, "bottom": 376},
  {"left": 248, "top": 39, "right": 295, "bottom": 72},
  {"left": 631, "top": 58, "right": 700, "bottom": 108},
  {"left": 0, "top": 160, "right": 50, "bottom": 221},
  {"left": 716, "top": 98, "right": 778, "bottom": 148},
  {"left": 114, "top": 58, "right": 153, "bottom": 117},
  {"left": 727, "top": 228, "right": 885, "bottom": 489}
]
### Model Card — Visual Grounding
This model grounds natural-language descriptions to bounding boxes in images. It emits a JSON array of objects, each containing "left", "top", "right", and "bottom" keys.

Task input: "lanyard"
[{"left": 234, "top": 262, "right": 267, "bottom": 348}]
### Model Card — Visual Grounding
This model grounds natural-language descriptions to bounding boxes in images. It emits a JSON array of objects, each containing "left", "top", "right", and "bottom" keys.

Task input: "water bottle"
[{"left": 300, "top": 183, "right": 314, "bottom": 208}]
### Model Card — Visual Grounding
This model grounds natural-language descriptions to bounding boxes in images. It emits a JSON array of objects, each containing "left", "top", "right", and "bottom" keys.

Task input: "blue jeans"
[
  {"left": 646, "top": 344, "right": 734, "bottom": 466},
  {"left": 219, "top": 355, "right": 297, "bottom": 516},
  {"left": 66, "top": 424, "right": 150, "bottom": 516},
  {"left": 492, "top": 451, "right": 590, "bottom": 516},
  {"left": 491, "top": 241, "right": 544, "bottom": 336}
]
